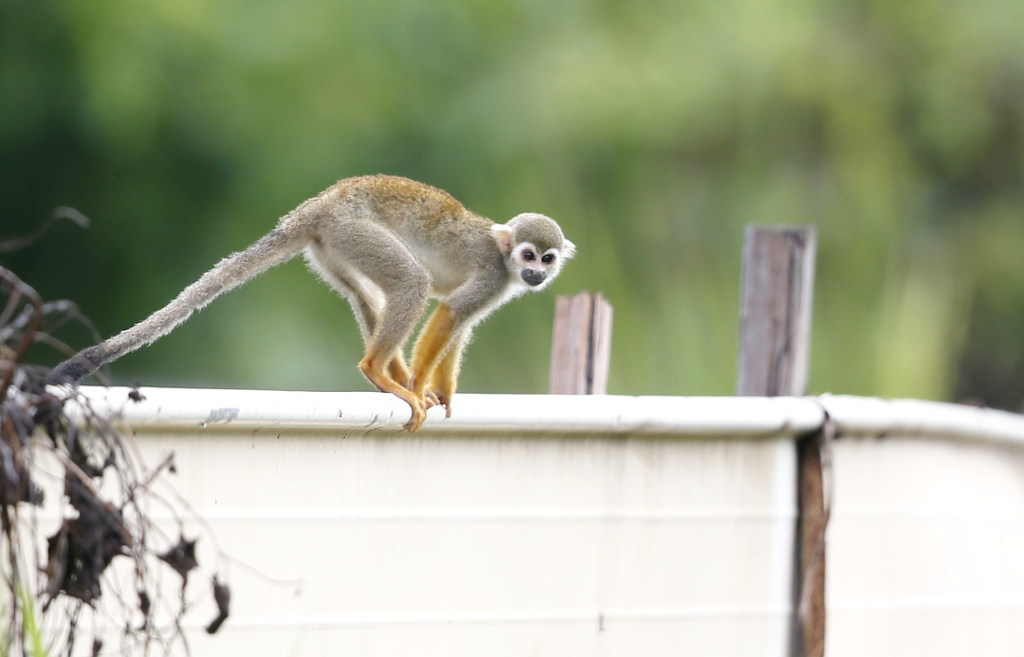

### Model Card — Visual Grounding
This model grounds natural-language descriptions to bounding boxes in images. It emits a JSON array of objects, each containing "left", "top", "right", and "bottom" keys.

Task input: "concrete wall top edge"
[{"left": 58, "top": 386, "right": 1024, "bottom": 446}]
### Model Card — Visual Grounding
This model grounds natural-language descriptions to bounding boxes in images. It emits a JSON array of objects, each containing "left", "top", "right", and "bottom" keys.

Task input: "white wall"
[
  {"left": 827, "top": 437, "right": 1024, "bottom": 656},
  {"left": 70, "top": 388, "right": 806, "bottom": 657},
  {"left": 53, "top": 388, "right": 1024, "bottom": 656},
  {"left": 137, "top": 426, "right": 798, "bottom": 656}
]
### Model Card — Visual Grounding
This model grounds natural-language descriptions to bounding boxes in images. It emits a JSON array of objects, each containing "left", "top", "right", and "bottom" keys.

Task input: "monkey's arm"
[
  {"left": 420, "top": 332, "right": 469, "bottom": 417},
  {"left": 409, "top": 302, "right": 458, "bottom": 411},
  {"left": 409, "top": 267, "right": 514, "bottom": 419}
]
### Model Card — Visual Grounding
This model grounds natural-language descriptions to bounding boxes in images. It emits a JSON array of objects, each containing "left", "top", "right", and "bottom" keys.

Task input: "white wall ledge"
[
  {"left": 49, "top": 385, "right": 1024, "bottom": 656},
  {"left": 65, "top": 386, "right": 1024, "bottom": 445}
]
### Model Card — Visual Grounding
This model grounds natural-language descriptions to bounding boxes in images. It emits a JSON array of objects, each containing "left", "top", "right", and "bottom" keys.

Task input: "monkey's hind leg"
[
  {"left": 340, "top": 286, "right": 416, "bottom": 389},
  {"left": 321, "top": 222, "right": 432, "bottom": 431},
  {"left": 305, "top": 251, "right": 416, "bottom": 390},
  {"left": 360, "top": 350, "right": 427, "bottom": 431}
]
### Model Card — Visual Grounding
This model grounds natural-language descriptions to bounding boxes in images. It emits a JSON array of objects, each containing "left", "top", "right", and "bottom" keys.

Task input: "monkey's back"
[
  {"left": 336, "top": 174, "right": 481, "bottom": 221},
  {"left": 329, "top": 175, "right": 505, "bottom": 293}
]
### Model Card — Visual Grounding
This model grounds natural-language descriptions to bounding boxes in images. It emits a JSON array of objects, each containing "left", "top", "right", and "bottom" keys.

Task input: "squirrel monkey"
[{"left": 51, "top": 175, "right": 575, "bottom": 432}]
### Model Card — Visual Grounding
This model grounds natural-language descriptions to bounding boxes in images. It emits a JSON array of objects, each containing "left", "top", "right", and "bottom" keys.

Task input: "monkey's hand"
[
  {"left": 408, "top": 373, "right": 451, "bottom": 419},
  {"left": 421, "top": 380, "right": 453, "bottom": 418},
  {"left": 402, "top": 375, "right": 442, "bottom": 415},
  {"left": 435, "top": 393, "right": 453, "bottom": 419}
]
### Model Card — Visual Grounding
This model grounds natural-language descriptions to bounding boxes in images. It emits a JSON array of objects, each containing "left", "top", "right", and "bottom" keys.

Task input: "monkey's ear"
[
  {"left": 561, "top": 239, "right": 577, "bottom": 260},
  {"left": 492, "top": 224, "right": 515, "bottom": 255}
]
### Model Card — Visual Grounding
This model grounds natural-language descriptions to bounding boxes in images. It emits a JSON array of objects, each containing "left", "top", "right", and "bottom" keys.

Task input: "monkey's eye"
[
  {"left": 522, "top": 250, "right": 535, "bottom": 262},
  {"left": 542, "top": 254, "right": 555, "bottom": 264}
]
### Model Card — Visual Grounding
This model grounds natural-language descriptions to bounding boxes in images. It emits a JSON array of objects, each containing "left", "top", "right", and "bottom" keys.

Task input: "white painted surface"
[
  {"left": 66, "top": 387, "right": 803, "bottom": 657},
  {"left": 75, "top": 387, "right": 827, "bottom": 435},
  {"left": 820, "top": 396, "right": 1024, "bottom": 657},
  {"left": 826, "top": 437, "right": 1024, "bottom": 656},
  {"left": 56, "top": 387, "right": 1024, "bottom": 656}
]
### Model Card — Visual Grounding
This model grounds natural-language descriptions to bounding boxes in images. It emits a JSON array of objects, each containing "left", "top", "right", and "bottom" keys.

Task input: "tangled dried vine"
[{"left": 1, "top": 221, "right": 228, "bottom": 656}]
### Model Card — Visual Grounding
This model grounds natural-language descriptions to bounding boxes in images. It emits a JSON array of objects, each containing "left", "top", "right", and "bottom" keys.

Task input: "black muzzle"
[{"left": 521, "top": 269, "right": 546, "bottom": 286}]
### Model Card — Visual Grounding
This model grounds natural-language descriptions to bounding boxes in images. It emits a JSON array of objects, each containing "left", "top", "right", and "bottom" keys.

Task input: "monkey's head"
[{"left": 493, "top": 213, "right": 576, "bottom": 290}]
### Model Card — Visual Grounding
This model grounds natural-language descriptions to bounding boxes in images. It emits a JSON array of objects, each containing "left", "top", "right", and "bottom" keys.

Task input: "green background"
[{"left": 3, "top": 0, "right": 1023, "bottom": 409}]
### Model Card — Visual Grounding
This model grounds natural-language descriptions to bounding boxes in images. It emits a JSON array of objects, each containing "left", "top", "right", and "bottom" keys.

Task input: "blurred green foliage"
[{"left": 2, "top": 0, "right": 1023, "bottom": 409}]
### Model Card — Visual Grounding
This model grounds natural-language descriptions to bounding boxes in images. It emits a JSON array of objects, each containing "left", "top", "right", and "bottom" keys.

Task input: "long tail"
[{"left": 50, "top": 213, "right": 315, "bottom": 384}]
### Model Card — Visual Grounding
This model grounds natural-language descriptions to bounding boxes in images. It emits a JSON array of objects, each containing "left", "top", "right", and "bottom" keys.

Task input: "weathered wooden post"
[
  {"left": 736, "top": 226, "right": 823, "bottom": 657},
  {"left": 549, "top": 291, "right": 613, "bottom": 394},
  {"left": 737, "top": 226, "right": 816, "bottom": 397}
]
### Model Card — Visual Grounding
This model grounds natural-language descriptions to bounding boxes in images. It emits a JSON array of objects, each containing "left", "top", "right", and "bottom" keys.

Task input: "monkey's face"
[
  {"left": 493, "top": 213, "right": 576, "bottom": 291},
  {"left": 512, "top": 242, "right": 565, "bottom": 288}
]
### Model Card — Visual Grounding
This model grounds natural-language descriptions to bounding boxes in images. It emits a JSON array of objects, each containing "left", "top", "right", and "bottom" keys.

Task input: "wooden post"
[
  {"left": 796, "top": 425, "right": 830, "bottom": 657},
  {"left": 549, "top": 292, "right": 613, "bottom": 394},
  {"left": 737, "top": 226, "right": 816, "bottom": 397},
  {"left": 735, "top": 226, "right": 823, "bottom": 657}
]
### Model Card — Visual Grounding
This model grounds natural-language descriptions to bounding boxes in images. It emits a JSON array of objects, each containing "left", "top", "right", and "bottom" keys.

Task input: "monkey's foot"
[
  {"left": 360, "top": 355, "right": 428, "bottom": 432},
  {"left": 402, "top": 400, "right": 427, "bottom": 432}
]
